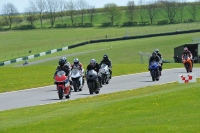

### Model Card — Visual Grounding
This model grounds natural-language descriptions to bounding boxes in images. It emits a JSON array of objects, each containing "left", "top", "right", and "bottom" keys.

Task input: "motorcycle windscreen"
[
  {"left": 101, "top": 63, "right": 107, "bottom": 68},
  {"left": 150, "top": 61, "right": 158, "bottom": 69},
  {"left": 183, "top": 54, "right": 189, "bottom": 60},
  {"left": 72, "top": 69, "right": 79, "bottom": 76},
  {"left": 56, "top": 70, "right": 66, "bottom": 77}
]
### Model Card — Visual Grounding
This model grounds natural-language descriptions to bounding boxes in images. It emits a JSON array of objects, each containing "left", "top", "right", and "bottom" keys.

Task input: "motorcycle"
[
  {"left": 54, "top": 70, "right": 71, "bottom": 99},
  {"left": 182, "top": 54, "right": 192, "bottom": 73},
  {"left": 71, "top": 68, "right": 84, "bottom": 92},
  {"left": 99, "top": 63, "right": 111, "bottom": 84},
  {"left": 23, "top": 60, "right": 28, "bottom": 65},
  {"left": 86, "top": 70, "right": 100, "bottom": 94},
  {"left": 149, "top": 61, "right": 160, "bottom": 81}
]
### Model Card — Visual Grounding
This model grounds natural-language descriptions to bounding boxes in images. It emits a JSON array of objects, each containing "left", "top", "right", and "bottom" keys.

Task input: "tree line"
[{"left": 0, "top": 0, "right": 200, "bottom": 29}]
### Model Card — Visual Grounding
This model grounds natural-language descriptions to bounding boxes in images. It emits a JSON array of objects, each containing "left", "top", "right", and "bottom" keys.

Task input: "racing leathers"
[
  {"left": 99, "top": 58, "right": 112, "bottom": 79},
  {"left": 86, "top": 62, "right": 102, "bottom": 87},
  {"left": 182, "top": 50, "right": 193, "bottom": 67}
]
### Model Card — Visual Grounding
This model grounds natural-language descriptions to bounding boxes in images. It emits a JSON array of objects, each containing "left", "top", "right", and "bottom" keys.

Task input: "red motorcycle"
[
  {"left": 54, "top": 70, "right": 71, "bottom": 99},
  {"left": 182, "top": 54, "right": 192, "bottom": 73}
]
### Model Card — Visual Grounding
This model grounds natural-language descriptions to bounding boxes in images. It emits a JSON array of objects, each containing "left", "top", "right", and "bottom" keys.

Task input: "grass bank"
[{"left": 1, "top": 79, "right": 200, "bottom": 133}]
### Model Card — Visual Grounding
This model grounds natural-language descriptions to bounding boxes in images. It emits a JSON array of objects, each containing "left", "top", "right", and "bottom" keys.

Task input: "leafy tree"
[
  {"left": 87, "top": 5, "right": 96, "bottom": 23},
  {"left": 126, "top": 1, "right": 136, "bottom": 22},
  {"left": 24, "top": 0, "right": 38, "bottom": 26},
  {"left": 2, "top": 3, "right": 18, "bottom": 29},
  {"left": 162, "top": 0, "right": 179, "bottom": 23},
  {"left": 145, "top": 1, "right": 158, "bottom": 24},
  {"left": 104, "top": 3, "right": 121, "bottom": 26},
  {"left": 35, "top": 0, "right": 46, "bottom": 27}
]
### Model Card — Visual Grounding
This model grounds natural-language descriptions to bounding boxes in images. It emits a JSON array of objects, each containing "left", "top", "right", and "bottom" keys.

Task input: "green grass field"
[
  {"left": 0, "top": 22, "right": 199, "bottom": 62},
  {"left": 1, "top": 32, "right": 200, "bottom": 93},
  {"left": 1, "top": 80, "right": 200, "bottom": 133}
]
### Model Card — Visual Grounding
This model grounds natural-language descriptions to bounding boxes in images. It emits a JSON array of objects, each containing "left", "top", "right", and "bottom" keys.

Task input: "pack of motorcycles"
[
  {"left": 54, "top": 57, "right": 193, "bottom": 99},
  {"left": 54, "top": 63, "right": 111, "bottom": 99}
]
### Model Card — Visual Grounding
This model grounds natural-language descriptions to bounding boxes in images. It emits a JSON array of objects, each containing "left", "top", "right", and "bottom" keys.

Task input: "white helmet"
[
  {"left": 155, "top": 48, "right": 159, "bottom": 53},
  {"left": 74, "top": 58, "right": 79, "bottom": 64}
]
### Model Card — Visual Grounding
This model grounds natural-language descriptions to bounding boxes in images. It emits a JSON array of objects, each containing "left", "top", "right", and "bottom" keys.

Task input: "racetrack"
[{"left": 0, "top": 68, "right": 200, "bottom": 111}]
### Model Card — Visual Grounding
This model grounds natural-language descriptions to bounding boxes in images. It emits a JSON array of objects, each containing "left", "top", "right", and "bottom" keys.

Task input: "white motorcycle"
[
  {"left": 71, "top": 68, "right": 84, "bottom": 92},
  {"left": 99, "top": 63, "right": 111, "bottom": 84}
]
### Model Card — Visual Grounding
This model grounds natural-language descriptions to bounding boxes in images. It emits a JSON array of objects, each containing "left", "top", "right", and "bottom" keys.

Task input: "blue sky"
[{"left": 0, "top": 0, "right": 196, "bottom": 13}]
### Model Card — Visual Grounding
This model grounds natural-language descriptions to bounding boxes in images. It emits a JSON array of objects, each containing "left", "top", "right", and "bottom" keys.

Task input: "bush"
[
  {"left": 157, "top": 20, "right": 168, "bottom": 25},
  {"left": 84, "top": 23, "right": 93, "bottom": 27},
  {"left": 0, "top": 20, "right": 9, "bottom": 26},
  {"left": 15, "top": 17, "right": 23, "bottom": 23},
  {"left": 101, "top": 22, "right": 112, "bottom": 27},
  {"left": 12, "top": 25, "right": 36, "bottom": 30},
  {"left": 138, "top": 21, "right": 149, "bottom": 26},
  {"left": 169, "top": 19, "right": 181, "bottom": 24},
  {"left": 184, "top": 19, "right": 196, "bottom": 23},
  {"left": 122, "top": 21, "right": 137, "bottom": 27},
  {"left": 78, "top": 23, "right": 84, "bottom": 27},
  {"left": 55, "top": 23, "right": 68, "bottom": 28}
]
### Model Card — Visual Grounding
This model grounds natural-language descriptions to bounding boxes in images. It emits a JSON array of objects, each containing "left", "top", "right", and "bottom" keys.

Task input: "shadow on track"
[
  {"left": 76, "top": 93, "right": 92, "bottom": 95},
  {"left": 139, "top": 81, "right": 155, "bottom": 82},
  {"left": 41, "top": 99, "right": 61, "bottom": 101}
]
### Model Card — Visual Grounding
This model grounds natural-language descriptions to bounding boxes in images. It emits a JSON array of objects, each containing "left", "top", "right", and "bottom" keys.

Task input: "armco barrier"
[
  {"left": 68, "top": 41, "right": 89, "bottom": 49},
  {"left": 1, "top": 29, "right": 200, "bottom": 66}
]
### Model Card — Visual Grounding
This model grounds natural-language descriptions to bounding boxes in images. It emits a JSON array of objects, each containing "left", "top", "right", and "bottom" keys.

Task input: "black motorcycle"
[{"left": 86, "top": 70, "right": 100, "bottom": 94}]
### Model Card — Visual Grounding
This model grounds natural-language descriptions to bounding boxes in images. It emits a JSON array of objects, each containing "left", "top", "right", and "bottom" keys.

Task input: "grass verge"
[{"left": 1, "top": 79, "right": 200, "bottom": 133}]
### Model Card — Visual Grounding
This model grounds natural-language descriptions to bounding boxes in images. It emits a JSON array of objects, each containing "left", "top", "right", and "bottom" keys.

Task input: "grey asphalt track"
[{"left": 0, "top": 68, "right": 200, "bottom": 111}]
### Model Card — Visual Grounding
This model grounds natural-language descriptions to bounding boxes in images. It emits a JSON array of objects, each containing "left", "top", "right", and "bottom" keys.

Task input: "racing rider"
[
  {"left": 99, "top": 54, "right": 112, "bottom": 79},
  {"left": 86, "top": 59, "right": 103, "bottom": 87}
]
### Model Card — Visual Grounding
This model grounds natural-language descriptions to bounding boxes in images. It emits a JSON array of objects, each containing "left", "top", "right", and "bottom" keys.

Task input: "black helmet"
[
  {"left": 103, "top": 54, "right": 108, "bottom": 60},
  {"left": 59, "top": 57, "right": 66, "bottom": 67},
  {"left": 74, "top": 58, "right": 79, "bottom": 65},
  {"left": 152, "top": 52, "right": 157, "bottom": 57}
]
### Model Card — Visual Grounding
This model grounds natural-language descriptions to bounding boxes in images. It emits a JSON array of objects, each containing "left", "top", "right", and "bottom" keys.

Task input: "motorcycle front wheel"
[
  {"left": 58, "top": 87, "right": 64, "bottom": 99},
  {"left": 151, "top": 70, "right": 156, "bottom": 81}
]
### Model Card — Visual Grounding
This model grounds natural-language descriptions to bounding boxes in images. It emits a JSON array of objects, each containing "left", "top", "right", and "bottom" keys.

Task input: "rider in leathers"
[
  {"left": 148, "top": 52, "right": 161, "bottom": 77},
  {"left": 155, "top": 48, "right": 163, "bottom": 72},
  {"left": 99, "top": 54, "right": 112, "bottom": 79},
  {"left": 71, "top": 58, "right": 85, "bottom": 85},
  {"left": 54, "top": 57, "right": 72, "bottom": 85},
  {"left": 86, "top": 59, "right": 103, "bottom": 87},
  {"left": 182, "top": 47, "right": 193, "bottom": 68}
]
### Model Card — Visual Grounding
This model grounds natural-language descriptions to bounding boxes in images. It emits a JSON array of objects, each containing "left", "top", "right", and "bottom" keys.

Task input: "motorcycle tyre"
[
  {"left": 58, "top": 87, "right": 64, "bottom": 99},
  {"left": 88, "top": 81, "right": 94, "bottom": 94},
  {"left": 73, "top": 79, "right": 78, "bottom": 92},
  {"left": 101, "top": 74, "right": 105, "bottom": 85},
  {"left": 151, "top": 70, "right": 156, "bottom": 81}
]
